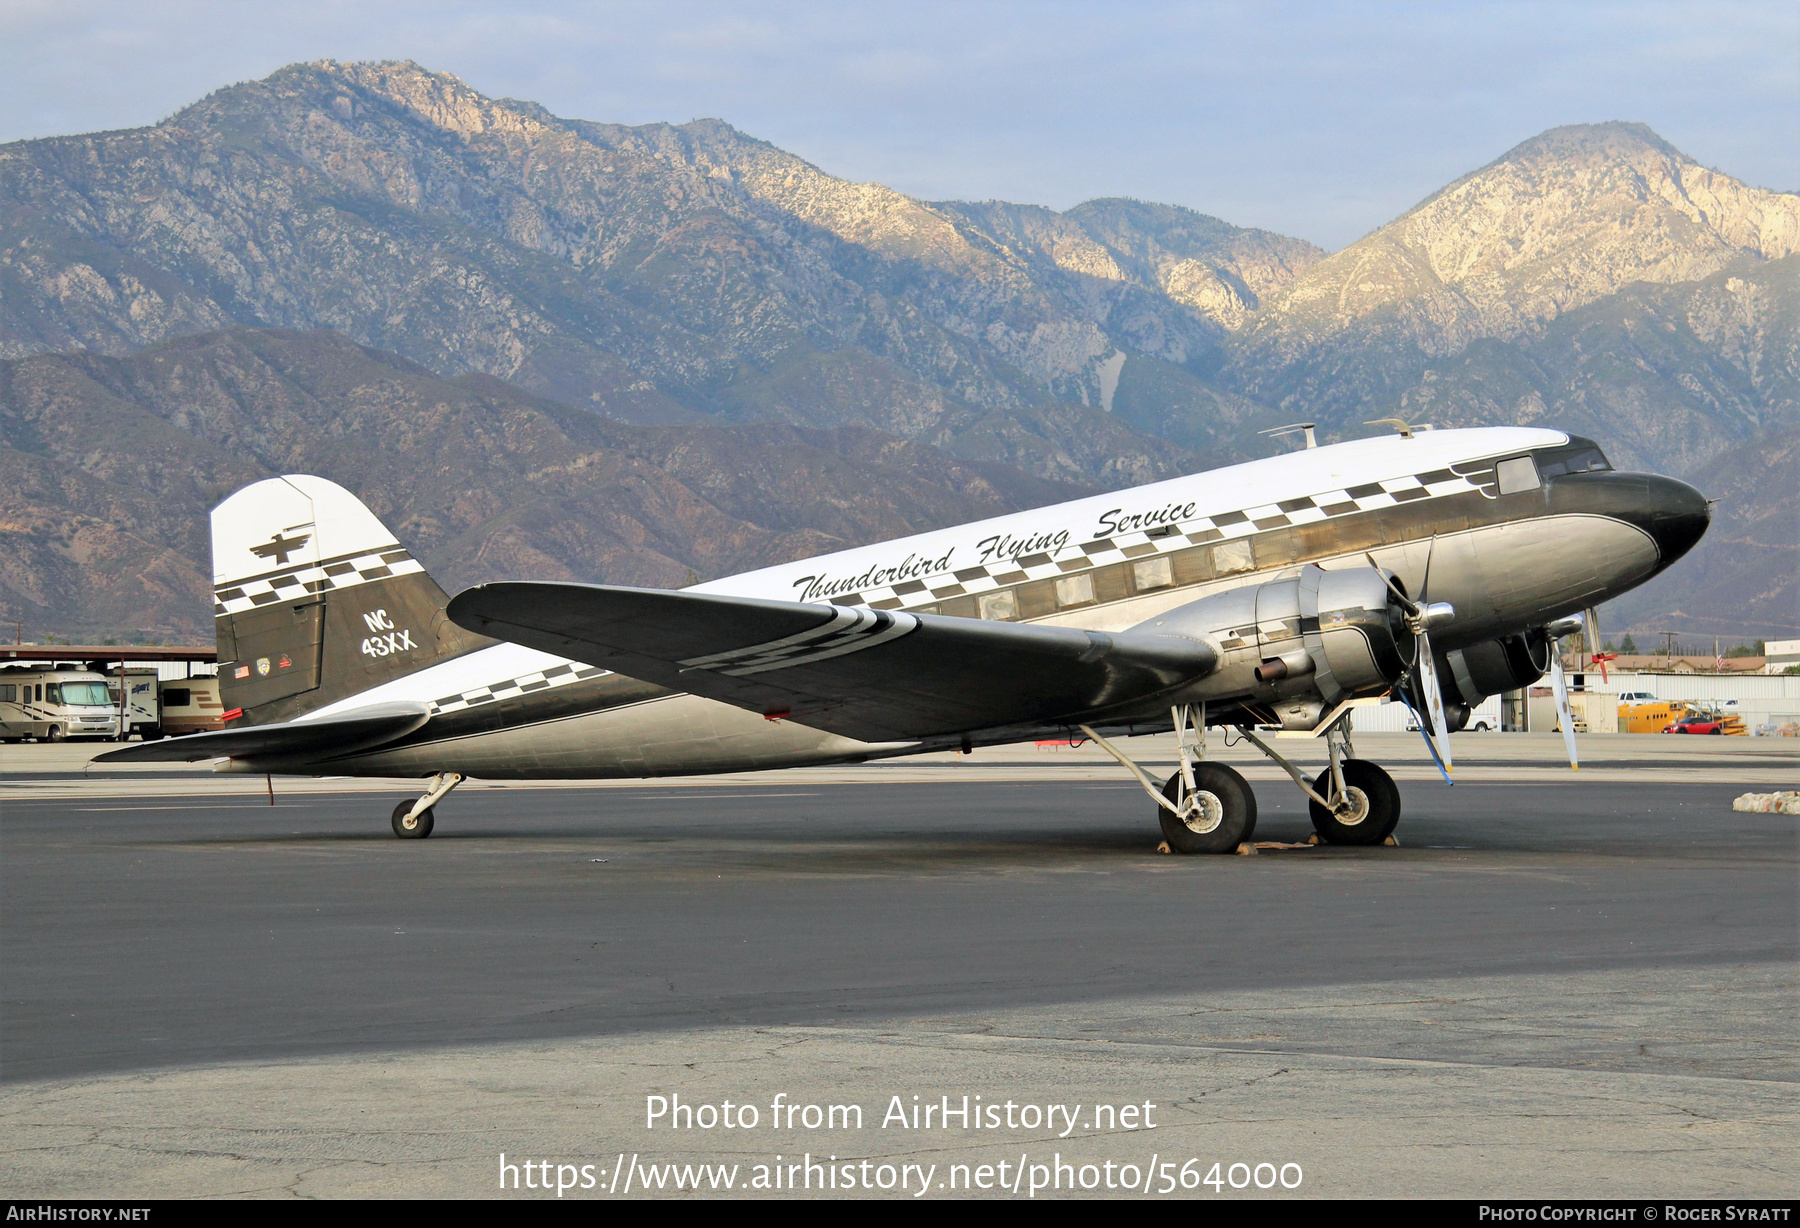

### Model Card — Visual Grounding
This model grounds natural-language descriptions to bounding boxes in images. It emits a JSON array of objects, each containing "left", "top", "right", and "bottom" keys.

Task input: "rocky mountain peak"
[
  {"left": 1228, "top": 121, "right": 1800, "bottom": 411},
  {"left": 1400, "top": 121, "right": 1799, "bottom": 293},
  {"left": 1493, "top": 120, "right": 1683, "bottom": 166},
  {"left": 289, "top": 59, "right": 553, "bottom": 138}
]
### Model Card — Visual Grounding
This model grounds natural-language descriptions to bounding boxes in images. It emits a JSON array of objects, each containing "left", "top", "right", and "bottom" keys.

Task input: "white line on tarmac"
[{"left": 76, "top": 804, "right": 318, "bottom": 811}]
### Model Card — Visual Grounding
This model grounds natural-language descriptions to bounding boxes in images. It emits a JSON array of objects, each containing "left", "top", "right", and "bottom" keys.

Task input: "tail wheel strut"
[{"left": 391, "top": 772, "right": 463, "bottom": 840}]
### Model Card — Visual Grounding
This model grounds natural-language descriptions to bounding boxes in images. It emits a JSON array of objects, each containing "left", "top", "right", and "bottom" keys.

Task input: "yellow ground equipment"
[{"left": 1618, "top": 700, "right": 1685, "bottom": 734}]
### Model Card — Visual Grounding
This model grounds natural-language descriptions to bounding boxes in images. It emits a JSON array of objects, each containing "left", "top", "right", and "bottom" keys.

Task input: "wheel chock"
[
  {"left": 1307, "top": 833, "right": 1322, "bottom": 845},
  {"left": 1235, "top": 842, "right": 1259, "bottom": 856},
  {"left": 1383, "top": 834, "right": 1402, "bottom": 847},
  {"left": 1156, "top": 841, "right": 1172, "bottom": 855}
]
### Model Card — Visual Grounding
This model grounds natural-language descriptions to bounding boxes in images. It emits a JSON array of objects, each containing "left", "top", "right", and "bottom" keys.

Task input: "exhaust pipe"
[{"left": 1255, "top": 650, "right": 1316, "bottom": 683}]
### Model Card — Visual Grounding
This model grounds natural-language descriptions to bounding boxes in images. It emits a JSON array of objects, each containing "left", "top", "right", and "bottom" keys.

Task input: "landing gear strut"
[
  {"left": 1082, "top": 706, "right": 1258, "bottom": 854},
  {"left": 1238, "top": 716, "right": 1402, "bottom": 845},
  {"left": 1083, "top": 706, "right": 1401, "bottom": 854},
  {"left": 391, "top": 771, "right": 463, "bottom": 839}
]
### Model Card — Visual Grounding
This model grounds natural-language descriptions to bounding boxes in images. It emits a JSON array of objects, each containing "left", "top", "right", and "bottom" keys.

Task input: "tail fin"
[{"left": 212, "top": 476, "right": 489, "bottom": 724}]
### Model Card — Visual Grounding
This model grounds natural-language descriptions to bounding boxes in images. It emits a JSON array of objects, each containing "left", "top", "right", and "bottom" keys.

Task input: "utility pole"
[{"left": 1661, "top": 631, "right": 1679, "bottom": 668}]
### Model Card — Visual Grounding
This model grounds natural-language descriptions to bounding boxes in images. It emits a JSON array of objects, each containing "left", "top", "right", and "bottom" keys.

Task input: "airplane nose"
[{"left": 1642, "top": 475, "right": 1710, "bottom": 565}]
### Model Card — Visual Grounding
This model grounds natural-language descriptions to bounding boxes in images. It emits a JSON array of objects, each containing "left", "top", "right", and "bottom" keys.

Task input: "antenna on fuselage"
[
  {"left": 1363, "top": 418, "right": 1430, "bottom": 439},
  {"left": 1260, "top": 422, "right": 1318, "bottom": 450}
]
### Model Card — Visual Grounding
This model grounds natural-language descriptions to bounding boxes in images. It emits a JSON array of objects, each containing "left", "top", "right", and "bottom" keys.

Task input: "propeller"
[
  {"left": 1543, "top": 614, "right": 1585, "bottom": 770},
  {"left": 1366, "top": 542, "right": 1457, "bottom": 775}
]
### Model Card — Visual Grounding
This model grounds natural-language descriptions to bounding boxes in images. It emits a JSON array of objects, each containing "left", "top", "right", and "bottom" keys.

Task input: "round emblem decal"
[{"left": 256, "top": 657, "right": 271, "bottom": 677}]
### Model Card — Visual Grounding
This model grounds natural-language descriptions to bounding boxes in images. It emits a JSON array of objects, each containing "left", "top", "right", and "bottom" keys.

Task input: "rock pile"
[{"left": 1731, "top": 792, "right": 1800, "bottom": 815}]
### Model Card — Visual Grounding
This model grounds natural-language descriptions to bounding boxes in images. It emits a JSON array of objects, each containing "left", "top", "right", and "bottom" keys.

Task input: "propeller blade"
[
  {"left": 1548, "top": 650, "right": 1580, "bottom": 771},
  {"left": 1415, "top": 631, "right": 1454, "bottom": 773},
  {"left": 1362, "top": 552, "right": 1420, "bottom": 614}
]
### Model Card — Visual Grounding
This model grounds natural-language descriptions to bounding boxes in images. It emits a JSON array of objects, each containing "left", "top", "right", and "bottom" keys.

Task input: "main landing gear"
[
  {"left": 1083, "top": 706, "right": 1256, "bottom": 854},
  {"left": 1305, "top": 758, "right": 1401, "bottom": 845},
  {"left": 1082, "top": 705, "right": 1401, "bottom": 854},
  {"left": 391, "top": 771, "right": 463, "bottom": 839}
]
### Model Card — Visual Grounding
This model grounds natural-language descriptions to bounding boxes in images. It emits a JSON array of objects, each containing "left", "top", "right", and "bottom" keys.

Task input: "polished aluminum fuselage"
[{"left": 289, "top": 427, "right": 1704, "bottom": 779}]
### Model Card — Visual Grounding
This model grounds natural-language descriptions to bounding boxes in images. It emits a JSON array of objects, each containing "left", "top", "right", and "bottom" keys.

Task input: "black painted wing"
[{"left": 447, "top": 582, "right": 1215, "bottom": 743}]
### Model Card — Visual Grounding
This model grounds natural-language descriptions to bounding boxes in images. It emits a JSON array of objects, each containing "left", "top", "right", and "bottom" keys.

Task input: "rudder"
[{"left": 212, "top": 476, "right": 489, "bottom": 724}]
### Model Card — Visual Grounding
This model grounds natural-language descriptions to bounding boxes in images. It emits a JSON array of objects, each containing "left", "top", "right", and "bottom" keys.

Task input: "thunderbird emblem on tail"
[{"left": 249, "top": 531, "right": 312, "bottom": 565}]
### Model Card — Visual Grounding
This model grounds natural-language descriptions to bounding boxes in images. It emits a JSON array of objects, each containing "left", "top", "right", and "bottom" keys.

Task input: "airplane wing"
[
  {"left": 92, "top": 701, "right": 432, "bottom": 764},
  {"left": 447, "top": 582, "right": 1216, "bottom": 743}
]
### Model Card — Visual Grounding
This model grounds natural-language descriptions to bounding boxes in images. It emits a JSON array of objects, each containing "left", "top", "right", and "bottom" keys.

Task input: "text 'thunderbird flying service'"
[{"left": 99, "top": 424, "right": 1709, "bottom": 852}]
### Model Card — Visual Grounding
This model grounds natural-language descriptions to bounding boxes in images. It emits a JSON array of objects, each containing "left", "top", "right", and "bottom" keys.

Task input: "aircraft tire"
[
  {"left": 391, "top": 800, "right": 435, "bottom": 839},
  {"left": 1308, "top": 759, "right": 1400, "bottom": 845},
  {"left": 1158, "top": 762, "right": 1257, "bottom": 854}
]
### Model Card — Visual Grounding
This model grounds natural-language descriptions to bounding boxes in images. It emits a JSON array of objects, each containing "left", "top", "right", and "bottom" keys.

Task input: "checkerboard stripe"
[
  {"left": 429, "top": 663, "right": 610, "bottom": 715},
  {"left": 832, "top": 467, "right": 1490, "bottom": 611},
  {"left": 214, "top": 546, "right": 425, "bottom": 615}
]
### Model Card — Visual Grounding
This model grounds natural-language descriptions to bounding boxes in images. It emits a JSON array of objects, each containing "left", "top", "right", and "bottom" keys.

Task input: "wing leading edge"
[{"left": 447, "top": 582, "right": 1216, "bottom": 743}]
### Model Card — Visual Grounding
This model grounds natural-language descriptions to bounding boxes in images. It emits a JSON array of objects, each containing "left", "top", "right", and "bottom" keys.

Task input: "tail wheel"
[
  {"left": 391, "top": 800, "right": 435, "bottom": 839},
  {"left": 1308, "top": 759, "right": 1401, "bottom": 845},
  {"left": 1159, "top": 761, "right": 1257, "bottom": 854}
]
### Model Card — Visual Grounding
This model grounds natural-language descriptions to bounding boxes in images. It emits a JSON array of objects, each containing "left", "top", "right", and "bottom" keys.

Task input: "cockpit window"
[
  {"left": 1533, "top": 436, "right": 1613, "bottom": 479},
  {"left": 1495, "top": 456, "right": 1540, "bottom": 495},
  {"left": 1537, "top": 448, "right": 1611, "bottom": 477}
]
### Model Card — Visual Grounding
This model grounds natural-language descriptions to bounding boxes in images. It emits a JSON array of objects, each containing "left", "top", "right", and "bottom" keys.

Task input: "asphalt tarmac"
[
  {"left": 5, "top": 775, "right": 1793, "bottom": 1080},
  {"left": 2, "top": 764, "right": 1795, "bottom": 1197}
]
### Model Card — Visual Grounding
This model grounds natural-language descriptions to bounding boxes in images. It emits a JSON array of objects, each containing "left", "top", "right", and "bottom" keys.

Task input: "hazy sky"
[{"left": 2, "top": 0, "right": 1794, "bottom": 249}]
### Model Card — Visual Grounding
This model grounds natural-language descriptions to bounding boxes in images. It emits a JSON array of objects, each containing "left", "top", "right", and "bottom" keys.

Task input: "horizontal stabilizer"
[
  {"left": 447, "top": 583, "right": 1215, "bottom": 742},
  {"left": 92, "top": 702, "right": 431, "bottom": 764}
]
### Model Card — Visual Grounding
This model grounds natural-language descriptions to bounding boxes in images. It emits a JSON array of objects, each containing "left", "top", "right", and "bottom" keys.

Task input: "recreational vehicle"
[
  {"left": 153, "top": 675, "right": 226, "bottom": 738},
  {"left": 0, "top": 665, "right": 121, "bottom": 741}
]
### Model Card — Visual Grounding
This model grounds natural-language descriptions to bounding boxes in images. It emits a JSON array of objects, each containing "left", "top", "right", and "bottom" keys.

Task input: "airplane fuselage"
[{"left": 249, "top": 427, "right": 1707, "bottom": 779}]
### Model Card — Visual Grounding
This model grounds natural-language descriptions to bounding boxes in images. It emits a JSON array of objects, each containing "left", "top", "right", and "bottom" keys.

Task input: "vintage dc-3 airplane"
[{"left": 99, "top": 423, "right": 1708, "bottom": 852}]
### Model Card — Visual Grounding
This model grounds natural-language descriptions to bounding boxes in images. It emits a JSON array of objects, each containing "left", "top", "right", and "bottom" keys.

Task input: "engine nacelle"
[
  {"left": 1396, "top": 633, "right": 1550, "bottom": 731},
  {"left": 1441, "top": 634, "right": 1551, "bottom": 708},
  {"left": 1133, "top": 564, "right": 1415, "bottom": 729}
]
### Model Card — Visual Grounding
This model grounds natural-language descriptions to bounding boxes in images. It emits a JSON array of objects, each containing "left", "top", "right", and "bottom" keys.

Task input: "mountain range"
[{"left": 1, "top": 60, "right": 1793, "bottom": 642}]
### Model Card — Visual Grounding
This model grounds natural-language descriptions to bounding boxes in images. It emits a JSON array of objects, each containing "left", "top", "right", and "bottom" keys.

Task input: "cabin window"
[
  {"left": 1171, "top": 546, "right": 1211, "bottom": 586},
  {"left": 1016, "top": 579, "right": 1057, "bottom": 619},
  {"left": 1091, "top": 562, "right": 1130, "bottom": 604},
  {"left": 1254, "top": 528, "right": 1301, "bottom": 569},
  {"left": 0, "top": 685, "right": 14, "bottom": 703},
  {"left": 1132, "top": 556, "right": 1173, "bottom": 591},
  {"left": 1054, "top": 573, "right": 1095, "bottom": 607},
  {"left": 35, "top": 684, "right": 43, "bottom": 702},
  {"left": 164, "top": 688, "right": 192, "bottom": 708},
  {"left": 1213, "top": 539, "right": 1254, "bottom": 575},
  {"left": 977, "top": 589, "right": 1018, "bottom": 621},
  {"left": 1496, "top": 456, "right": 1540, "bottom": 494}
]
